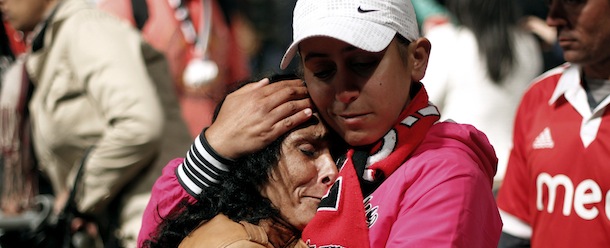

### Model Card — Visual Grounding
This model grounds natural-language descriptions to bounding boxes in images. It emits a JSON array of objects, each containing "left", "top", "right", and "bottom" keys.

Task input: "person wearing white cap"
[{"left": 137, "top": 0, "right": 503, "bottom": 247}]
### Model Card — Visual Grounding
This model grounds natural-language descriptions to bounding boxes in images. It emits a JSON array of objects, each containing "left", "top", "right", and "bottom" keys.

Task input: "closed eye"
[
  {"left": 313, "top": 69, "right": 335, "bottom": 80},
  {"left": 300, "top": 148, "right": 315, "bottom": 157}
]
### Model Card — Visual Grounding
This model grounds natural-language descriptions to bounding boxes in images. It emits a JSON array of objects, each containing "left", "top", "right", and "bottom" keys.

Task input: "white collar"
[{"left": 549, "top": 63, "right": 581, "bottom": 105}]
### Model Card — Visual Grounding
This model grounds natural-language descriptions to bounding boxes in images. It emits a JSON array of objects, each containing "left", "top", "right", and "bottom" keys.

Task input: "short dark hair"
[{"left": 395, "top": 34, "right": 412, "bottom": 65}]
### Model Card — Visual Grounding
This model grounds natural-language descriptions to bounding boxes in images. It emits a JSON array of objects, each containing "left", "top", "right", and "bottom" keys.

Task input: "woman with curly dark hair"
[{"left": 143, "top": 105, "right": 339, "bottom": 247}]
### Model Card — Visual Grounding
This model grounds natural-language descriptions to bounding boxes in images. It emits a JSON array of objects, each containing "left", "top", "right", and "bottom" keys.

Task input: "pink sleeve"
[
  {"left": 137, "top": 158, "right": 197, "bottom": 247},
  {"left": 386, "top": 156, "right": 502, "bottom": 247}
]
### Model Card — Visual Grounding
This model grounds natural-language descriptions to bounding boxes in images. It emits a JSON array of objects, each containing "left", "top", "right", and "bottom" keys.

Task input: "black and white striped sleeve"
[{"left": 176, "top": 129, "right": 234, "bottom": 197}]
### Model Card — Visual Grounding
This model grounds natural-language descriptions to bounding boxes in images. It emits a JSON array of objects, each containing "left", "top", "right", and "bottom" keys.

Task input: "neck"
[{"left": 583, "top": 59, "right": 610, "bottom": 81}]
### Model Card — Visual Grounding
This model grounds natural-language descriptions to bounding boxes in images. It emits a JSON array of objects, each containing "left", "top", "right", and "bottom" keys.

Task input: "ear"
[{"left": 410, "top": 37, "right": 431, "bottom": 82}]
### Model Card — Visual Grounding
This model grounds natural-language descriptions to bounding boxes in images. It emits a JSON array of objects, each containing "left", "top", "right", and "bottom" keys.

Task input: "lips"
[
  {"left": 303, "top": 195, "right": 323, "bottom": 200},
  {"left": 557, "top": 33, "right": 577, "bottom": 47},
  {"left": 337, "top": 112, "right": 370, "bottom": 127},
  {"left": 301, "top": 196, "right": 322, "bottom": 205}
]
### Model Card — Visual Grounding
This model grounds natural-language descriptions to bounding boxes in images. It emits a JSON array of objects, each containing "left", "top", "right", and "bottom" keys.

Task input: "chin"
[
  {"left": 343, "top": 132, "right": 378, "bottom": 147},
  {"left": 562, "top": 51, "right": 590, "bottom": 65}
]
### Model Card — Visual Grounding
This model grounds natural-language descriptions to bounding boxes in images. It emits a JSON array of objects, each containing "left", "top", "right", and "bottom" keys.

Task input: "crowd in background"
[{"left": 3, "top": 0, "right": 609, "bottom": 247}]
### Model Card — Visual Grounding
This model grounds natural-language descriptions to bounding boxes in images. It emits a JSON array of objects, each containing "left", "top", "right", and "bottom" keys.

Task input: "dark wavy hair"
[
  {"left": 446, "top": 0, "right": 521, "bottom": 83},
  {"left": 142, "top": 132, "right": 287, "bottom": 248},
  {"left": 143, "top": 74, "right": 344, "bottom": 248}
]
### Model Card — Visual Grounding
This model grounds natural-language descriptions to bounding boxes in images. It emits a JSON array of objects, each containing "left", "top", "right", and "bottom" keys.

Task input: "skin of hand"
[{"left": 205, "top": 78, "right": 313, "bottom": 159}]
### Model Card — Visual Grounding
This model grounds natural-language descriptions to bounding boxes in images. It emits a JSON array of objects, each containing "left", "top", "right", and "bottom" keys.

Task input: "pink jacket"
[
  {"left": 138, "top": 121, "right": 502, "bottom": 247},
  {"left": 364, "top": 122, "right": 502, "bottom": 247}
]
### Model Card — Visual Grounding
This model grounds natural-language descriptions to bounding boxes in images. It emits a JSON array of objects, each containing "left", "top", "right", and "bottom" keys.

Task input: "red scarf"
[{"left": 303, "top": 83, "right": 440, "bottom": 247}]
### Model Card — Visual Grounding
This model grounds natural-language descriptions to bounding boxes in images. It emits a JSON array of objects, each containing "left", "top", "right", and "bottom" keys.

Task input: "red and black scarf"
[{"left": 303, "top": 82, "right": 440, "bottom": 247}]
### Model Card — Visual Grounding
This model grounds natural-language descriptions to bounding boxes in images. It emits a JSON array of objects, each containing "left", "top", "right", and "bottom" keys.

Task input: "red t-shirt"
[{"left": 497, "top": 63, "right": 610, "bottom": 247}]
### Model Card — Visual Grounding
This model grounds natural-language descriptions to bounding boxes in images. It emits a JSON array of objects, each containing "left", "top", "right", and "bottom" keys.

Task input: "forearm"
[
  {"left": 78, "top": 125, "right": 162, "bottom": 214},
  {"left": 176, "top": 129, "right": 234, "bottom": 196}
]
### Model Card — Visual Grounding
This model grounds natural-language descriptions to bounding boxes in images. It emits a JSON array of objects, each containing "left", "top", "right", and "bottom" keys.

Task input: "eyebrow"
[
  {"left": 302, "top": 45, "right": 359, "bottom": 63},
  {"left": 289, "top": 129, "right": 329, "bottom": 146}
]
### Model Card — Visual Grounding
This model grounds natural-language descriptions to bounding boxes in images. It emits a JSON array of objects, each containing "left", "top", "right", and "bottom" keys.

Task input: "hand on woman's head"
[{"left": 205, "top": 77, "right": 314, "bottom": 159}]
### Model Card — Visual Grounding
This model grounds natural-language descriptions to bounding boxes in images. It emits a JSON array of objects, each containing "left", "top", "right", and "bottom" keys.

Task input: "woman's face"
[
  {"left": 260, "top": 115, "right": 338, "bottom": 230},
  {"left": 299, "top": 37, "right": 430, "bottom": 146}
]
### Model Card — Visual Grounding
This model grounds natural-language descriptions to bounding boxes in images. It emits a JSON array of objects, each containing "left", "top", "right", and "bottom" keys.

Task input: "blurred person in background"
[
  {"left": 98, "top": 0, "right": 250, "bottom": 137},
  {"left": 1, "top": 11, "right": 34, "bottom": 217},
  {"left": 0, "top": 0, "right": 191, "bottom": 247},
  {"left": 518, "top": 0, "right": 565, "bottom": 72},
  {"left": 411, "top": 0, "right": 450, "bottom": 35},
  {"left": 496, "top": 0, "right": 610, "bottom": 247},
  {"left": 234, "top": 0, "right": 298, "bottom": 78},
  {"left": 422, "top": 0, "right": 543, "bottom": 190}
]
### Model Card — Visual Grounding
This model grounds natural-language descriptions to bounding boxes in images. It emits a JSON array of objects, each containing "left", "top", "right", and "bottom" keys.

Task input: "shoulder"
[
  {"left": 55, "top": 1, "right": 138, "bottom": 40},
  {"left": 403, "top": 122, "right": 497, "bottom": 184},
  {"left": 524, "top": 64, "right": 568, "bottom": 97},
  {"left": 179, "top": 215, "right": 249, "bottom": 247},
  {"left": 516, "top": 63, "right": 570, "bottom": 112},
  {"left": 179, "top": 215, "right": 267, "bottom": 248}
]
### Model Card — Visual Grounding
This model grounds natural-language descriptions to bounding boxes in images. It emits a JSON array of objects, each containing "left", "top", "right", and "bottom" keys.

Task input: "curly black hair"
[
  {"left": 143, "top": 132, "right": 287, "bottom": 248},
  {"left": 143, "top": 74, "right": 306, "bottom": 248}
]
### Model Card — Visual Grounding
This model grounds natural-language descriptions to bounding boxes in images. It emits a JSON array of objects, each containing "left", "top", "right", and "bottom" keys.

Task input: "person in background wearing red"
[
  {"left": 98, "top": 0, "right": 250, "bottom": 137},
  {"left": 497, "top": 0, "right": 610, "bottom": 247}
]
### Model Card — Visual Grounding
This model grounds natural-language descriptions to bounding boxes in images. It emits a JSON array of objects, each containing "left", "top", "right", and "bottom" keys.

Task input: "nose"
[
  {"left": 318, "top": 153, "right": 338, "bottom": 186},
  {"left": 333, "top": 71, "right": 360, "bottom": 104},
  {"left": 546, "top": 0, "right": 568, "bottom": 28}
]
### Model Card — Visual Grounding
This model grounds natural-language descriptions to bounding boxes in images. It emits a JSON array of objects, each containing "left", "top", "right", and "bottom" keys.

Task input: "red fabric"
[
  {"left": 497, "top": 64, "right": 610, "bottom": 247},
  {"left": 98, "top": 0, "right": 250, "bottom": 137},
  {"left": 303, "top": 83, "right": 440, "bottom": 247},
  {"left": 3, "top": 21, "right": 26, "bottom": 56}
]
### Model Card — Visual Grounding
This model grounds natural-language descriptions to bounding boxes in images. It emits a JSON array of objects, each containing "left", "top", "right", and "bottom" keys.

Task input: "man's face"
[
  {"left": 0, "top": 0, "right": 49, "bottom": 32},
  {"left": 546, "top": 0, "right": 610, "bottom": 68}
]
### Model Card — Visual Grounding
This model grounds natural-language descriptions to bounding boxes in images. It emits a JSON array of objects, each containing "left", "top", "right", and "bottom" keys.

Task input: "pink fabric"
[
  {"left": 137, "top": 158, "right": 195, "bottom": 247},
  {"left": 138, "top": 123, "right": 502, "bottom": 247},
  {"left": 365, "top": 122, "right": 502, "bottom": 247},
  {"left": 302, "top": 84, "right": 440, "bottom": 247}
]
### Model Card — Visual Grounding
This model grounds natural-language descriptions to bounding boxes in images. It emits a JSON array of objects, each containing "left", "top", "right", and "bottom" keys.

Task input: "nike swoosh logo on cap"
[{"left": 357, "top": 6, "right": 379, "bottom": 13}]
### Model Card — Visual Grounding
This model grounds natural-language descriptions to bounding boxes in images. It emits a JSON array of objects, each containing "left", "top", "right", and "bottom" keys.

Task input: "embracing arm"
[
  {"left": 137, "top": 77, "right": 313, "bottom": 247},
  {"left": 178, "top": 77, "right": 314, "bottom": 186}
]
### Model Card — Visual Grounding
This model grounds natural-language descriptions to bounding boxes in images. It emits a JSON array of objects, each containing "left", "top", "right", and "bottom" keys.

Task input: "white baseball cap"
[{"left": 280, "top": 0, "right": 420, "bottom": 69}]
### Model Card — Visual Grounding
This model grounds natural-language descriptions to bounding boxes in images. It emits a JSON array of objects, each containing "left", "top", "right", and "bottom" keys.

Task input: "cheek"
[{"left": 305, "top": 81, "right": 333, "bottom": 108}]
